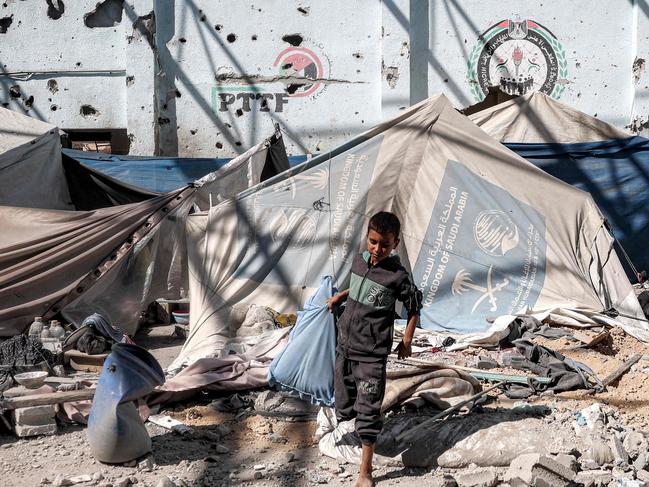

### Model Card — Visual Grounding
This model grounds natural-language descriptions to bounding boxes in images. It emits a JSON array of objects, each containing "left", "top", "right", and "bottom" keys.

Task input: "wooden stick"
[
  {"left": 395, "top": 381, "right": 507, "bottom": 442},
  {"left": 0, "top": 388, "right": 95, "bottom": 410},
  {"left": 600, "top": 353, "right": 641, "bottom": 388}
]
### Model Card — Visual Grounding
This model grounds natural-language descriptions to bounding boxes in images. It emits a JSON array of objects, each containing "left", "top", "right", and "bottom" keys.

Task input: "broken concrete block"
[
  {"left": 12, "top": 404, "right": 55, "bottom": 424},
  {"left": 624, "top": 431, "right": 648, "bottom": 459},
  {"left": 590, "top": 439, "right": 614, "bottom": 466},
  {"left": 575, "top": 469, "right": 613, "bottom": 487},
  {"left": 634, "top": 452, "right": 648, "bottom": 471},
  {"left": 637, "top": 469, "right": 649, "bottom": 483},
  {"left": 611, "top": 434, "right": 630, "bottom": 464},
  {"left": 454, "top": 467, "right": 497, "bottom": 487},
  {"left": 504, "top": 453, "right": 576, "bottom": 487},
  {"left": 14, "top": 422, "right": 57, "bottom": 437},
  {"left": 552, "top": 453, "right": 578, "bottom": 473}
]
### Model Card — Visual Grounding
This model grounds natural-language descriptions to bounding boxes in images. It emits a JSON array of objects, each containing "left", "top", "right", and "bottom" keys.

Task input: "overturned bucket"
[{"left": 87, "top": 343, "right": 164, "bottom": 463}]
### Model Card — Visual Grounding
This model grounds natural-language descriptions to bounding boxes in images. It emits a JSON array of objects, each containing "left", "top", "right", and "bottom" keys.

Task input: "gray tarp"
[
  {"left": 174, "top": 93, "right": 646, "bottom": 370},
  {"left": 0, "top": 107, "right": 72, "bottom": 210}
]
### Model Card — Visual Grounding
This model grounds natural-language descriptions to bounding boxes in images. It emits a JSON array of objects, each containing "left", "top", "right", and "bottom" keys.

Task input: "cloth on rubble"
[
  {"left": 254, "top": 390, "right": 319, "bottom": 419},
  {"left": 0, "top": 335, "right": 58, "bottom": 391},
  {"left": 148, "top": 327, "right": 289, "bottom": 406},
  {"left": 383, "top": 366, "right": 481, "bottom": 411},
  {"left": 318, "top": 365, "right": 482, "bottom": 465},
  {"left": 503, "top": 338, "right": 603, "bottom": 398},
  {"left": 504, "top": 315, "right": 574, "bottom": 342},
  {"left": 268, "top": 276, "right": 336, "bottom": 406},
  {"left": 447, "top": 308, "right": 634, "bottom": 351},
  {"left": 63, "top": 313, "right": 133, "bottom": 355},
  {"left": 237, "top": 305, "right": 278, "bottom": 337},
  {"left": 210, "top": 393, "right": 254, "bottom": 412}
]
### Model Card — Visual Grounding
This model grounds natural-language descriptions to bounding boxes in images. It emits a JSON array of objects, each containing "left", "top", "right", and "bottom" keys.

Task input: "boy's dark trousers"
[{"left": 334, "top": 352, "right": 387, "bottom": 444}]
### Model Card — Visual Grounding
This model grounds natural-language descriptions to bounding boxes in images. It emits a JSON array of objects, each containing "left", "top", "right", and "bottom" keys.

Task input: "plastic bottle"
[
  {"left": 40, "top": 322, "right": 51, "bottom": 340},
  {"left": 28, "top": 317, "right": 44, "bottom": 337},
  {"left": 49, "top": 320, "right": 65, "bottom": 340}
]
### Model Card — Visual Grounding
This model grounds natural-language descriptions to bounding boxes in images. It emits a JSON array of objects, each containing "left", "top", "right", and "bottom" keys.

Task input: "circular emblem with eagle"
[{"left": 467, "top": 18, "right": 568, "bottom": 101}]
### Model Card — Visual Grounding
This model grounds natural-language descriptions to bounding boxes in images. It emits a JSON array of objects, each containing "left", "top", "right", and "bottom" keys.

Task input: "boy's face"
[{"left": 367, "top": 229, "right": 399, "bottom": 265}]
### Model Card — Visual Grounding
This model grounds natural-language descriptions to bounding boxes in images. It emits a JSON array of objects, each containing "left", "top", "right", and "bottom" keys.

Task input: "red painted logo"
[{"left": 274, "top": 47, "right": 325, "bottom": 97}]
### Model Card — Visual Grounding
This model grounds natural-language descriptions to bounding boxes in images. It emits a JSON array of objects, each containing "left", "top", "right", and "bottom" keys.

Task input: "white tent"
[
  {"left": 0, "top": 107, "right": 72, "bottom": 210},
  {"left": 468, "top": 92, "right": 630, "bottom": 144},
  {"left": 172, "top": 94, "right": 647, "bottom": 370}
]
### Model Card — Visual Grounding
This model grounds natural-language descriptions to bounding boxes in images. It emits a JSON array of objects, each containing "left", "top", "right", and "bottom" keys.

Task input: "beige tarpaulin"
[
  {"left": 0, "top": 107, "right": 72, "bottom": 210},
  {"left": 468, "top": 92, "right": 630, "bottom": 144},
  {"left": 0, "top": 190, "right": 191, "bottom": 335},
  {"left": 59, "top": 133, "right": 288, "bottom": 335},
  {"left": 173, "top": 93, "right": 646, "bottom": 370}
]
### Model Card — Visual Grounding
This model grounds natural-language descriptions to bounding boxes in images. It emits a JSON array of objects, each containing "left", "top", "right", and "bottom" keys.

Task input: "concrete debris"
[
  {"left": 454, "top": 467, "right": 498, "bottom": 487},
  {"left": 589, "top": 439, "right": 614, "bottom": 465},
  {"left": 623, "top": 431, "right": 647, "bottom": 459},
  {"left": 504, "top": 453, "right": 576, "bottom": 486},
  {"left": 155, "top": 477, "right": 176, "bottom": 487},
  {"left": 610, "top": 434, "right": 630, "bottom": 464},
  {"left": 575, "top": 469, "right": 614, "bottom": 487}
]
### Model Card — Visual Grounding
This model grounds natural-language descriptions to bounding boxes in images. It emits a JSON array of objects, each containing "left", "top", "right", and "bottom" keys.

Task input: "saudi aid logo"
[{"left": 467, "top": 17, "right": 568, "bottom": 101}]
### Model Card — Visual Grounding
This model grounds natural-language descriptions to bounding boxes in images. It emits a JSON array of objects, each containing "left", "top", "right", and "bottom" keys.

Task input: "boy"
[{"left": 327, "top": 211, "right": 422, "bottom": 487}]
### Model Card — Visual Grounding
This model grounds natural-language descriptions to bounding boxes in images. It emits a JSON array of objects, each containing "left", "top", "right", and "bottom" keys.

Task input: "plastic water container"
[{"left": 28, "top": 317, "right": 44, "bottom": 337}]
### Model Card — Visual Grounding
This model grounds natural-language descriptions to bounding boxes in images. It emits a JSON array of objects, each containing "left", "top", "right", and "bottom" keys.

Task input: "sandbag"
[{"left": 268, "top": 276, "right": 336, "bottom": 406}]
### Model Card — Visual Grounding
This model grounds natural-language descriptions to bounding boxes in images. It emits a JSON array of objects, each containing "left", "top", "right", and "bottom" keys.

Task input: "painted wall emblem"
[
  {"left": 467, "top": 18, "right": 568, "bottom": 101},
  {"left": 274, "top": 47, "right": 325, "bottom": 98}
]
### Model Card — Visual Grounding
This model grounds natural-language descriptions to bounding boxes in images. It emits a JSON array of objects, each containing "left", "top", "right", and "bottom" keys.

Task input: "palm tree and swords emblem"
[{"left": 452, "top": 266, "right": 510, "bottom": 313}]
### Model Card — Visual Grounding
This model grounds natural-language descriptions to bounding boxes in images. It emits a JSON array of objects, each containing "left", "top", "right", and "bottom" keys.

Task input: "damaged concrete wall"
[{"left": 2, "top": 1, "right": 649, "bottom": 156}]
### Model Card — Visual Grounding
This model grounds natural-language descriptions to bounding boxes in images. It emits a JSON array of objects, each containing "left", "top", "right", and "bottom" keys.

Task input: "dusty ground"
[{"left": 1, "top": 324, "right": 648, "bottom": 486}]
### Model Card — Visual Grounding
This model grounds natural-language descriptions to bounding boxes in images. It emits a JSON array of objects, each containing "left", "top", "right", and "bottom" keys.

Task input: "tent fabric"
[
  {"left": 175, "top": 93, "right": 646, "bottom": 369},
  {"left": 0, "top": 108, "right": 72, "bottom": 210},
  {"left": 0, "top": 190, "right": 189, "bottom": 336},
  {"left": 503, "top": 137, "right": 649, "bottom": 277},
  {"left": 61, "top": 132, "right": 292, "bottom": 335},
  {"left": 468, "top": 92, "right": 630, "bottom": 144},
  {"left": 468, "top": 93, "right": 649, "bottom": 276},
  {"left": 61, "top": 149, "right": 231, "bottom": 194},
  {"left": 62, "top": 154, "right": 159, "bottom": 211},
  {"left": 268, "top": 276, "right": 336, "bottom": 407}
]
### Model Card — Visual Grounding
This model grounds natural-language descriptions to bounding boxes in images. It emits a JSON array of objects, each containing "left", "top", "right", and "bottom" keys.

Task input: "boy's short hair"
[{"left": 368, "top": 211, "right": 401, "bottom": 239}]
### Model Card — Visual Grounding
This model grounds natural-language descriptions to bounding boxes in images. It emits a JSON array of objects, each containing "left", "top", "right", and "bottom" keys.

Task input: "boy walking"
[{"left": 327, "top": 211, "right": 422, "bottom": 487}]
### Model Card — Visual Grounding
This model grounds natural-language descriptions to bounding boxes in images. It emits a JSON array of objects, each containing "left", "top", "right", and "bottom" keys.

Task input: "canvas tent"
[
  {"left": 468, "top": 93, "right": 649, "bottom": 277},
  {"left": 0, "top": 107, "right": 72, "bottom": 210},
  {"left": 0, "top": 131, "right": 290, "bottom": 336},
  {"left": 173, "top": 93, "right": 648, "bottom": 371}
]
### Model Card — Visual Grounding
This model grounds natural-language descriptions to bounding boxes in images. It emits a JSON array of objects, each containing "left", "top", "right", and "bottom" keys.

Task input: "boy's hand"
[
  {"left": 394, "top": 338, "right": 412, "bottom": 360},
  {"left": 326, "top": 293, "right": 340, "bottom": 312}
]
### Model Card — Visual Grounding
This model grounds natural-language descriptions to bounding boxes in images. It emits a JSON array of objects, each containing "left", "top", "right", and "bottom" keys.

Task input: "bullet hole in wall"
[
  {"left": 282, "top": 34, "right": 303, "bottom": 46},
  {"left": 0, "top": 15, "right": 12, "bottom": 33},
  {"left": 215, "top": 142, "right": 223, "bottom": 149},
  {"left": 80, "top": 104, "right": 98, "bottom": 117},
  {"left": 46, "top": 0, "right": 65, "bottom": 20},
  {"left": 227, "top": 33, "right": 237, "bottom": 43},
  {"left": 47, "top": 79, "right": 59, "bottom": 93},
  {"left": 84, "top": 0, "right": 124, "bottom": 28}
]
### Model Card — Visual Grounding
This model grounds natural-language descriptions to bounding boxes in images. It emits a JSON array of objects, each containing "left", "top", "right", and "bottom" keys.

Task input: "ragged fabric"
[
  {"left": 503, "top": 338, "right": 603, "bottom": 398},
  {"left": 148, "top": 327, "right": 289, "bottom": 405},
  {"left": 318, "top": 365, "right": 482, "bottom": 465}
]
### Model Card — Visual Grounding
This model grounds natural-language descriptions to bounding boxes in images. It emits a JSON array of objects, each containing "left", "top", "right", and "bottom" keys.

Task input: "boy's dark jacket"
[{"left": 337, "top": 251, "right": 422, "bottom": 362}]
